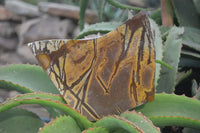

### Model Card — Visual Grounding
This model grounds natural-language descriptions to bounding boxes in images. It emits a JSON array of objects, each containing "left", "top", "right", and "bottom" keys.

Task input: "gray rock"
[
  {"left": 17, "top": 45, "right": 38, "bottom": 64},
  {"left": 0, "top": 22, "right": 16, "bottom": 38},
  {"left": 5, "top": 0, "right": 40, "bottom": 17},
  {"left": 0, "top": 5, "right": 22, "bottom": 21},
  {"left": 0, "top": 51, "right": 22, "bottom": 65},
  {"left": 17, "top": 15, "right": 76, "bottom": 45},
  {"left": 16, "top": 18, "right": 40, "bottom": 45},
  {"left": 0, "top": 36, "right": 18, "bottom": 50},
  {"left": 38, "top": 2, "right": 98, "bottom": 23}
]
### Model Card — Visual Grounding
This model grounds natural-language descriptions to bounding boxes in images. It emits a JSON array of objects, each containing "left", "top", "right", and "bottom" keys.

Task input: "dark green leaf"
[
  {"left": 182, "top": 27, "right": 200, "bottom": 53},
  {"left": 193, "top": 0, "right": 200, "bottom": 14},
  {"left": 171, "top": 0, "right": 200, "bottom": 28},
  {"left": 179, "top": 57, "right": 200, "bottom": 68},
  {"left": 0, "top": 108, "right": 44, "bottom": 133},
  {"left": 183, "top": 127, "right": 200, "bottom": 133}
]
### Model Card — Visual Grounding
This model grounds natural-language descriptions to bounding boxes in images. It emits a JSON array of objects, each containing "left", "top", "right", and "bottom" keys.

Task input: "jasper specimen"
[{"left": 28, "top": 11, "right": 155, "bottom": 121}]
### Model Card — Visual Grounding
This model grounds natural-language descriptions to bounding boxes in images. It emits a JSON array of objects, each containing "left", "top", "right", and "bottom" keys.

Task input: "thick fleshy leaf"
[
  {"left": 180, "top": 50, "right": 200, "bottom": 68},
  {"left": 179, "top": 27, "right": 200, "bottom": 68},
  {"left": 82, "top": 127, "right": 109, "bottom": 133},
  {"left": 120, "top": 111, "right": 160, "bottom": 132},
  {"left": 171, "top": 0, "right": 200, "bottom": 28},
  {"left": 0, "top": 92, "right": 92, "bottom": 130},
  {"left": 93, "top": 115, "right": 141, "bottom": 133},
  {"left": 193, "top": 0, "right": 200, "bottom": 14},
  {"left": 183, "top": 128, "right": 200, "bottom": 133},
  {"left": 0, "top": 108, "right": 44, "bottom": 133},
  {"left": 176, "top": 69, "right": 192, "bottom": 86},
  {"left": 150, "top": 19, "right": 163, "bottom": 88},
  {"left": 75, "top": 22, "right": 121, "bottom": 39},
  {"left": 134, "top": 93, "right": 200, "bottom": 129},
  {"left": 0, "top": 64, "right": 59, "bottom": 94},
  {"left": 157, "top": 26, "right": 184, "bottom": 93},
  {"left": 182, "top": 27, "right": 200, "bottom": 53},
  {"left": 39, "top": 116, "right": 81, "bottom": 133}
]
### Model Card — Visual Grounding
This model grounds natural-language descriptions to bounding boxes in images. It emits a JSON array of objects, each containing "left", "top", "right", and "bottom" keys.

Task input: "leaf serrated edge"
[
  {"left": 0, "top": 80, "right": 33, "bottom": 93},
  {"left": 135, "top": 93, "right": 200, "bottom": 129},
  {"left": 82, "top": 127, "right": 108, "bottom": 133},
  {"left": 93, "top": 115, "right": 143, "bottom": 133},
  {"left": 0, "top": 96, "right": 92, "bottom": 130},
  {"left": 122, "top": 110, "right": 160, "bottom": 132}
]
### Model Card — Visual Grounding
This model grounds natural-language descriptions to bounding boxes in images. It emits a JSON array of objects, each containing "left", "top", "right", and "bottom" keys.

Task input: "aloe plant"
[{"left": 1, "top": 0, "right": 200, "bottom": 133}]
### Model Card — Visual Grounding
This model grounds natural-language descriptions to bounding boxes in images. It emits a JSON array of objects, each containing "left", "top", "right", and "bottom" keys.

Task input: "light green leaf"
[
  {"left": 39, "top": 116, "right": 81, "bottom": 133},
  {"left": 157, "top": 26, "right": 184, "bottom": 93},
  {"left": 75, "top": 22, "right": 121, "bottom": 39},
  {"left": 0, "top": 64, "right": 59, "bottom": 94},
  {"left": 150, "top": 19, "right": 163, "bottom": 88},
  {"left": 120, "top": 111, "right": 160, "bottom": 132},
  {"left": 82, "top": 127, "right": 109, "bottom": 133}
]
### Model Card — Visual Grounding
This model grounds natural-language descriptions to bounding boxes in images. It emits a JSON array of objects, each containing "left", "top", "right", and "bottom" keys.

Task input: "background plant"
[{"left": 0, "top": 0, "right": 200, "bottom": 133}]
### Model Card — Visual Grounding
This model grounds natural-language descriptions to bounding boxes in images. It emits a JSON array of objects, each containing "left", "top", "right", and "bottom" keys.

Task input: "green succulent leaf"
[
  {"left": 82, "top": 127, "right": 109, "bottom": 133},
  {"left": 0, "top": 64, "right": 59, "bottom": 94},
  {"left": 93, "top": 115, "right": 141, "bottom": 133},
  {"left": 105, "top": 0, "right": 150, "bottom": 11},
  {"left": 157, "top": 26, "right": 184, "bottom": 93},
  {"left": 120, "top": 111, "right": 160, "bottom": 132},
  {"left": 182, "top": 27, "right": 200, "bottom": 53},
  {"left": 0, "top": 108, "right": 44, "bottom": 133},
  {"left": 176, "top": 69, "right": 192, "bottom": 87},
  {"left": 151, "top": 19, "right": 164, "bottom": 88},
  {"left": 183, "top": 127, "right": 200, "bottom": 133},
  {"left": 193, "top": 0, "right": 200, "bottom": 14},
  {"left": 79, "top": 0, "right": 89, "bottom": 31},
  {"left": 171, "top": 0, "right": 200, "bottom": 28},
  {"left": 134, "top": 93, "right": 200, "bottom": 129},
  {"left": 0, "top": 92, "right": 92, "bottom": 130},
  {"left": 75, "top": 22, "right": 121, "bottom": 39},
  {"left": 39, "top": 115, "right": 81, "bottom": 133}
]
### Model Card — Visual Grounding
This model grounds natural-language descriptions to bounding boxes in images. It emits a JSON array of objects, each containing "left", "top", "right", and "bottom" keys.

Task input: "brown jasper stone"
[{"left": 28, "top": 11, "right": 155, "bottom": 121}]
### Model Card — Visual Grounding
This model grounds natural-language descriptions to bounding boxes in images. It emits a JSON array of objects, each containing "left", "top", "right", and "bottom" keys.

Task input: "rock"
[
  {"left": 0, "top": 89, "right": 9, "bottom": 103},
  {"left": 16, "top": 18, "right": 40, "bottom": 45},
  {"left": 5, "top": 0, "right": 40, "bottom": 17},
  {"left": 0, "top": 22, "right": 16, "bottom": 38},
  {"left": 0, "top": 51, "right": 22, "bottom": 65},
  {"left": 8, "top": 90, "right": 20, "bottom": 99},
  {"left": 38, "top": 2, "right": 98, "bottom": 23},
  {"left": 17, "top": 45, "right": 38, "bottom": 64},
  {"left": 17, "top": 15, "right": 76, "bottom": 45},
  {"left": 0, "top": 36, "right": 18, "bottom": 50},
  {"left": 0, "top": 5, "right": 22, "bottom": 21}
]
